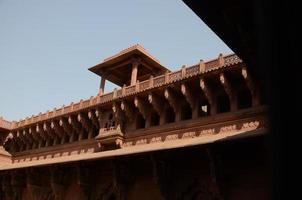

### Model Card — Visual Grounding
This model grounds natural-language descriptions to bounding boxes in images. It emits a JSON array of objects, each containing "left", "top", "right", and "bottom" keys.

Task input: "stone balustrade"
[{"left": 9, "top": 54, "right": 241, "bottom": 130}]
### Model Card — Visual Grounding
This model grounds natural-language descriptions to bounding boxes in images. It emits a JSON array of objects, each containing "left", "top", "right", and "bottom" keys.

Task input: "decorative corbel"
[
  {"left": 242, "top": 67, "right": 259, "bottom": 106},
  {"left": 68, "top": 115, "right": 81, "bottom": 134},
  {"left": 181, "top": 83, "right": 196, "bottom": 109},
  {"left": 77, "top": 113, "right": 91, "bottom": 133},
  {"left": 219, "top": 73, "right": 236, "bottom": 111},
  {"left": 164, "top": 88, "right": 179, "bottom": 113},
  {"left": 200, "top": 78, "right": 216, "bottom": 115},
  {"left": 148, "top": 92, "right": 165, "bottom": 115},
  {"left": 59, "top": 117, "right": 73, "bottom": 136},
  {"left": 51, "top": 120, "right": 65, "bottom": 138},
  {"left": 120, "top": 100, "right": 135, "bottom": 122},
  {"left": 88, "top": 109, "right": 100, "bottom": 129}
]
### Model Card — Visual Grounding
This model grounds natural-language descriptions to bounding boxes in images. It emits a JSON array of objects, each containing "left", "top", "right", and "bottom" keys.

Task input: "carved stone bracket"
[
  {"left": 200, "top": 78, "right": 216, "bottom": 115},
  {"left": 219, "top": 73, "right": 236, "bottom": 111},
  {"left": 181, "top": 83, "right": 196, "bottom": 109},
  {"left": 242, "top": 67, "right": 260, "bottom": 106},
  {"left": 121, "top": 100, "right": 135, "bottom": 122},
  {"left": 59, "top": 118, "right": 73, "bottom": 136},
  {"left": 148, "top": 92, "right": 165, "bottom": 115},
  {"left": 68, "top": 115, "right": 81, "bottom": 134},
  {"left": 134, "top": 96, "right": 150, "bottom": 120},
  {"left": 88, "top": 109, "right": 100, "bottom": 129},
  {"left": 164, "top": 88, "right": 179, "bottom": 113}
]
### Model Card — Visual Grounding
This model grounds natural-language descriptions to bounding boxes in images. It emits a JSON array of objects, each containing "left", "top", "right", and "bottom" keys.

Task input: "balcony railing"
[{"left": 11, "top": 54, "right": 241, "bottom": 129}]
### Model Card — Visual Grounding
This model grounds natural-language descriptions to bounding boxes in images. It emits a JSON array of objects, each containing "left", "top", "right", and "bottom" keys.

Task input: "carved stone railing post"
[
  {"left": 113, "top": 88, "right": 118, "bottom": 99},
  {"left": 135, "top": 80, "right": 140, "bottom": 92},
  {"left": 149, "top": 75, "right": 154, "bottom": 88},
  {"left": 218, "top": 53, "right": 225, "bottom": 67},
  {"left": 199, "top": 59, "right": 206, "bottom": 73},
  {"left": 164, "top": 70, "right": 169, "bottom": 84},
  {"left": 181, "top": 65, "right": 186, "bottom": 78}
]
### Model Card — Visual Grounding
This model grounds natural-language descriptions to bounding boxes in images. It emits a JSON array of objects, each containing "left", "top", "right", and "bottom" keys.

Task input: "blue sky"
[{"left": 0, "top": 0, "right": 232, "bottom": 121}]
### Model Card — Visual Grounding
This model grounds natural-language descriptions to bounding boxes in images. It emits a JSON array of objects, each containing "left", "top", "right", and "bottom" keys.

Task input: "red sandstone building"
[{"left": 0, "top": 45, "right": 269, "bottom": 200}]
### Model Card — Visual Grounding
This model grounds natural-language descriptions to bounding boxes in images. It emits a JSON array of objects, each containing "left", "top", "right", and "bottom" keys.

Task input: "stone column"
[
  {"left": 131, "top": 61, "right": 139, "bottom": 86},
  {"left": 99, "top": 76, "right": 106, "bottom": 95}
]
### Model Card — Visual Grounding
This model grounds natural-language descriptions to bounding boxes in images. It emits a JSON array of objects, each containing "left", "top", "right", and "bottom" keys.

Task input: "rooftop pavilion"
[{"left": 89, "top": 44, "right": 170, "bottom": 95}]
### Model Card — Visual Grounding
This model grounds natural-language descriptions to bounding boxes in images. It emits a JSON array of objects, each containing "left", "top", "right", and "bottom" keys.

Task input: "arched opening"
[
  {"left": 165, "top": 106, "right": 175, "bottom": 123},
  {"left": 217, "top": 93, "right": 230, "bottom": 113},
  {"left": 136, "top": 113, "right": 145, "bottom": 129},
  {"left": 237, "top": 88, "right": 252, "bottom": 109},
  {"left": 181, "top": 103, "right": 192, "bottom": 120},
  {"left": 150, "top": 111, "right": 160, "bottom": 126}
]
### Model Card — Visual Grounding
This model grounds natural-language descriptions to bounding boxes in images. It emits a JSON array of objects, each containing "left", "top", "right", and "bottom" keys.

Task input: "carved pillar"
[
  {"left": 131, "top": 60, "right": 139, "bottom": 86},
  {"left": 99, "top": 76, "right": 106, "bottom": 96}
]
